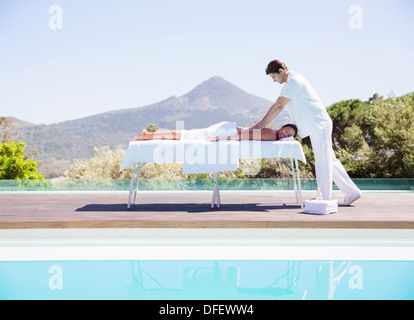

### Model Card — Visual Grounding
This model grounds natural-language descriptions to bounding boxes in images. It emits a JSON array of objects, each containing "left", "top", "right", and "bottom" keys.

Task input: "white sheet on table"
[
  {"left": 119, "top": 139, "right": 306, "bottom": 173},
  {"left": 238, "top": 139, "right": 306, "bottom": 161},
  {"left": 181, "top": 140, "right": 239, "bottom": 174},
  {"left": 120, "top": 140, "right": 239, "bottom": 173}
]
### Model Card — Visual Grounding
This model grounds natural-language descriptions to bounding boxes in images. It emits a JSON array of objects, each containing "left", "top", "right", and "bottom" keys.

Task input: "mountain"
[
  {"left": 15, "top": 76, "right": 291, "bottom": 177},
  {"left": 8, "top": 117, "right": 35, "bottom": 128}
]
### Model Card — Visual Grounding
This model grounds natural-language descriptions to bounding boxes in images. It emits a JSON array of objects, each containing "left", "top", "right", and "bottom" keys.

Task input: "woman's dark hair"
[
  {"left": 265, "top": 60, "right": 288, "bottom": 74},
  {"left": 282, "top": 123, "right": 298, "bottom": 138}
]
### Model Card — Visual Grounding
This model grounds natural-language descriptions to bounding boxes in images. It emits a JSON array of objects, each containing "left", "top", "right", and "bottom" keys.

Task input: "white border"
[
  {"left": 1, "top": 228, "right": 414, "bottom": 261},
  {"left": 1, "top": 245, "right": 414, "bottom": 261}
]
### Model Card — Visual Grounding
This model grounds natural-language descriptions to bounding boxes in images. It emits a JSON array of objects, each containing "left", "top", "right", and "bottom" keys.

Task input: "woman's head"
[{"left": 279, "top": 123, "right": 298, "bottom": 138}]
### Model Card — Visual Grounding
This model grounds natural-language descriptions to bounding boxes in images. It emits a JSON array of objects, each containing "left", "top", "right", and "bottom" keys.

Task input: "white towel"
[
  {"left": 181, "top": 121, "right": 237, "bottom": 141},
  {"left": 207, "top": 121, "right": 237, "bottom": 138},
  {"left": 303, "top": 199, "right": 338, "bottom": 215}
]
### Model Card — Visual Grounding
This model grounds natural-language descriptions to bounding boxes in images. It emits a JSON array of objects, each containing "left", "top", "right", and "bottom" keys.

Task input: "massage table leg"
[
  {"left": 212, "top": 172, "right": 221, "bottom": 209},
  {"left": 295, "top": 158, "right": 303, "bottom": 208},
  {"left": 289, "top": 158, "right": 303, "bottom": 208},
  {"left": 127, "top": 162, "right": 145, "bottom": 209},
  {"left": 290, "top": 158, "right": 299, "bottom": 204},
  {"left": 284, "top": 158, "right": 304, "bottom": 209},
  {"left": 127, "top": 164, "right": 137, "bottom": 209},
  {"left": 126, "top": 159, "right": 302, "bottom": 210},
  {"left": 286, "top": 162, "right": 290, "bottom": 190}
]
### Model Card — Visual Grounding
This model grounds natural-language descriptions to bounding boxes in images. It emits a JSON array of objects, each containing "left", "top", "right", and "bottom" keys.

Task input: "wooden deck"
[{"left": 0, "top": 192, "right": 413, "bottom": 229}]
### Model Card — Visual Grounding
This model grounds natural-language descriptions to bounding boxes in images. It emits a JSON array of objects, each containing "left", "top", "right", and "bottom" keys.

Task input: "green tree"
[
  {"left": 327, "top": 99, "right": 367, "bottom": 148},
  {"left": 368, "top": 92, "right": 383, "bottom": 104},
  {"left": 0, "top": 117, "right": 19, "bottom": 143},
  {"left": 0, "top": 141, "right": 44, "bottom": 179},
  {"left": 327, "top": 92, "right": 414, "bottom": 178},
  {"left": 361, "top": 93, "right": 414, "bottom": 177},
  {"left": 334, "top": 124, "right": 371, "bottom": 177}
]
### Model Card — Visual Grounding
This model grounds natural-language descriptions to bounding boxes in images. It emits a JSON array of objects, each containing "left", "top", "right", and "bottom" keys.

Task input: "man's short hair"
[
  {"left": 266, "top": 60, "right": 288, "bottom": 74},
  {"left": 282, "top": 123, "right": 298, "bottom": 138}
]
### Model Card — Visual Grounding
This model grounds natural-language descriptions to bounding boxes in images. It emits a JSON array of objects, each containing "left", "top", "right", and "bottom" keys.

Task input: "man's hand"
[
  {"left": 248, "top": 124, "right": 263, "bottom": 132},
  {"left": 252, "top": 96, "right": 291, "bottom": 130}
]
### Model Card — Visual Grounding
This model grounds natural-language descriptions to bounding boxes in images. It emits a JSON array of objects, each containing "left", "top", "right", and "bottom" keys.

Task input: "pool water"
[{"left": 1, "top": 260, "right": 413, "bottom": 300}]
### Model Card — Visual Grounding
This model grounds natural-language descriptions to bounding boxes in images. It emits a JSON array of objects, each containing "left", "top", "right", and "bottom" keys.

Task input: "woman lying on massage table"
[{"left": 132, "top": 123, "right": 298, "bottom": 141}]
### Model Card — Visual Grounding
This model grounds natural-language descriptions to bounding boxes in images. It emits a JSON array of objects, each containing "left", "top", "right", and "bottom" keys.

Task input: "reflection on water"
[
  {"left": 0, "top": 260, "right": 413, "bottom": 300},
  {"left": 314, "top": 261, "right": 351, "bottom": 300}
]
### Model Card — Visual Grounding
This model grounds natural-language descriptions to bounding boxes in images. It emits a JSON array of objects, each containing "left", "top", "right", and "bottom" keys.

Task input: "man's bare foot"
[{"left": 132, "top": 129, "right": 150, "bottom": 141}]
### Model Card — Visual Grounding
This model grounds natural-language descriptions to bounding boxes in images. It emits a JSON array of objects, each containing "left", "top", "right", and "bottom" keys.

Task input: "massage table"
[{"left": 119, "top": 139, "right": 307, "bottom": 209}]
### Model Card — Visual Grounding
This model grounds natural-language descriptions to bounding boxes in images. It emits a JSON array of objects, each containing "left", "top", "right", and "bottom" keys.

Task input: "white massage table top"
[{"left": 120, "top": 138, "right": 306, "bottom": 174}]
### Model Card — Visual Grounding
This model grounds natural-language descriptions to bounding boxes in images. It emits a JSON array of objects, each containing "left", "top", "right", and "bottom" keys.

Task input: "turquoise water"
[
  {"left": 0, "top": 178, "right": 413, "bottom": 192},
  {"left": 1, "top": 260, "right": 413, "bottom": 300}
]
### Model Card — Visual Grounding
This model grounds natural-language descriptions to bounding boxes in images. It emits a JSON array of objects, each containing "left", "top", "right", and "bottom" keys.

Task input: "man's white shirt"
[{"left": 280, "top": 71, "right": 332, "bottom": 138}]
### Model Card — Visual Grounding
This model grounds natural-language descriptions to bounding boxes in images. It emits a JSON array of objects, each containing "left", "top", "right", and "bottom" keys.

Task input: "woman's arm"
[{"left": 132, "top": 129, "right": 180, "bottom": 141}]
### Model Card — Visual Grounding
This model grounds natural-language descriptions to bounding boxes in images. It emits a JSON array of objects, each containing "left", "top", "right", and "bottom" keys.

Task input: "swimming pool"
[
  {"left": 1, "top": 228, "right": 413, "bottom": 300},
  {"left": 1, "top": 179, "right": 413, "bottom": 300}
]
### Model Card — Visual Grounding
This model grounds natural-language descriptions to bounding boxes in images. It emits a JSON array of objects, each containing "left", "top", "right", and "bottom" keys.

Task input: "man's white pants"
[{"left": 310, "top": 123, "right": 361, "bottom": 200}]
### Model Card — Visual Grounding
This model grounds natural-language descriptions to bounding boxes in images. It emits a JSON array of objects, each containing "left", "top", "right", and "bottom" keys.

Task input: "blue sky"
[{"left": 1, "top": 0, "right": 413, "bottom": 124}]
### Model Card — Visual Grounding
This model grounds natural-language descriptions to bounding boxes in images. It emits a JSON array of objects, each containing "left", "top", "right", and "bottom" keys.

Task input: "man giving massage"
[
  {"left": 132, "top": 122, "right": 298, "bottom": 142},
  {"left": 249, "top": 59, "right": 362, "bottom": 206}
]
